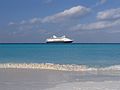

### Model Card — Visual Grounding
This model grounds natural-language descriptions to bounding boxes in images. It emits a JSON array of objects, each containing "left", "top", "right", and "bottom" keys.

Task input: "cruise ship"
[{"left": 46, "top": 35, "right": 73, "bottom": 43}]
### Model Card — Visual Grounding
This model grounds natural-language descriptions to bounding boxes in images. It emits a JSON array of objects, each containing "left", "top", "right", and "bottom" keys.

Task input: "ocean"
[
  {"left": 0, "top": 43, "right": 120, "bottom": 66},
  {"left": 0, "top": 43, "right": 120, "bottom": 90}
]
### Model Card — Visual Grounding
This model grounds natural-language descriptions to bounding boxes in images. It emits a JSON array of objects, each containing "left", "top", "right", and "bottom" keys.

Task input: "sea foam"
[{"left": 0, "top": 63, "right": 120, "bottom": 72}]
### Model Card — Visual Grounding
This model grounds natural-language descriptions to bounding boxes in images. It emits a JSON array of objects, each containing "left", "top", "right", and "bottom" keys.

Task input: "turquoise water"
[{"left": 0, "top": 44, "right": 120, "bottom": 67}]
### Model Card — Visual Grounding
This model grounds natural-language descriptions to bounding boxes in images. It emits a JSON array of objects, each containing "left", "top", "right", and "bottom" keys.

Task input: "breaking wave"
[{"left": 0, "top": 63, "right": 120, "bottom": 72}]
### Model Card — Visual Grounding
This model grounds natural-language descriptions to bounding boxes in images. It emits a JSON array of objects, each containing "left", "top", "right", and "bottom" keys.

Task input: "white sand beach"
[{"left": 0, "top": 68, "right": 120, "bottom": 90}]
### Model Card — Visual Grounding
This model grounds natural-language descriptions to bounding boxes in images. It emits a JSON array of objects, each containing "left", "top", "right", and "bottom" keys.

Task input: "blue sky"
[{"left": 0, "top": 0, "right": 120, "bottom": 43}]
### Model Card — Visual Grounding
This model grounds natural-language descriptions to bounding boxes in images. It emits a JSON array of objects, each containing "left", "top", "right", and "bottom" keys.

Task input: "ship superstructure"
[{"left": 46, "top": 35, "right": 73, "bottom": 43}]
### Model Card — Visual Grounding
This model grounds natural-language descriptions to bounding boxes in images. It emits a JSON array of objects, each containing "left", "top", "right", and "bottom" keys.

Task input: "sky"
[{"left": 0, "top": 0, "right": 120, "bottom": 43}]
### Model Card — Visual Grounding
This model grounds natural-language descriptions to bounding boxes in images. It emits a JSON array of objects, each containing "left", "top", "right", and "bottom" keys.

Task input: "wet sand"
[{"left": 0, "top": 69, "right": 120, "bottom": 90}]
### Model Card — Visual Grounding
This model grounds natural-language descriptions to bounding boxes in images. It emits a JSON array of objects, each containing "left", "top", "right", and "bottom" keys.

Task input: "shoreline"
[
  {"left": 0, "top": 63, "right": 91, "bottom": 71},
  {"left": 0, "top": 63, "right": 120, "bottom": 71}
]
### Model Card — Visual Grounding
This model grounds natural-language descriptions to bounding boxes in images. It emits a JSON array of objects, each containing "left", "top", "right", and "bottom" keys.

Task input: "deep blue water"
[{"left": 0, "top": 44, "right": 120, "bottom": 67}]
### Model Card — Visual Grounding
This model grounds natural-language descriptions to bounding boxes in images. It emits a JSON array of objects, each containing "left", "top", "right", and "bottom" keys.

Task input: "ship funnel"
[
  {"left": 53, "top": 35, "right": 57, "bottom": 38},
  {"left": 62, "top": 35, "right": 66, "bottom": 38}
]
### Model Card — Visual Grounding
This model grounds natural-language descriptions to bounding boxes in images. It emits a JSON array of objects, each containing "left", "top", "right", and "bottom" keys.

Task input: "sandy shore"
[
  {"left": 46, "top": 81, "right": 120, "bottom": 90},
  {"left": 0, "top": 69, "right": 67, "bottom": 90},
  {"left": 0, "top": 68, "right": 120, "bottom": 90}
]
